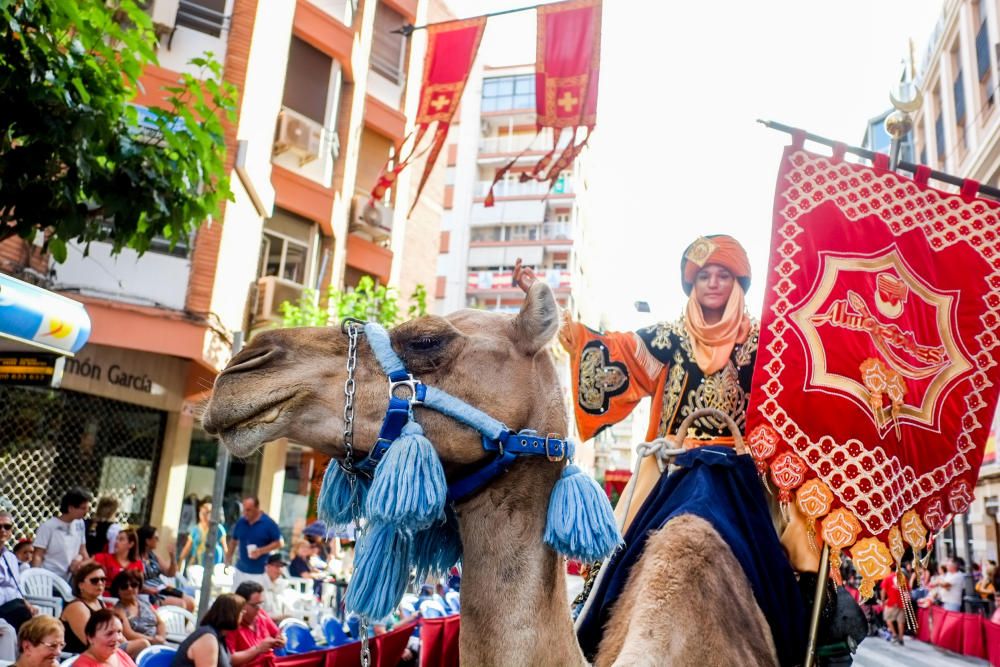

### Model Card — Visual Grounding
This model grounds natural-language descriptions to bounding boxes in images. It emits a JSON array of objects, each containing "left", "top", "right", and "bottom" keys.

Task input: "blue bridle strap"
[{"left": 358, "top": 322, "right": 575, "bottom": 500}]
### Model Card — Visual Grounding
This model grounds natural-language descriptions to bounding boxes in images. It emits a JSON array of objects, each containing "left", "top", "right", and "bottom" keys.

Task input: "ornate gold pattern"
[
  {"left": 579, "top": 343, "right": 628, "bottom": 414},
  {"left": 680, "top": 363, "right": 748, "bottom": 434},
  {"left": 656, "top": 349, "right": 687, "bottom": 437},
  {"left": 734, "top": 320, "right": 760, "bottom": 368}
]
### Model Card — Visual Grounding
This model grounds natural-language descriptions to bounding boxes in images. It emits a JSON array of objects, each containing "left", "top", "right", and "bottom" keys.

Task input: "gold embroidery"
[
  {"left": 657, "top": 349, "right": 687, "bottom": 437},
  {"left": 681, "top": 362, "right": 748, "bottom": 434},
  {"left": 643, "top": 321, "right": 676, "bottom": 351},
  {"left": 734, "top": 319, "right": 760, "bottom": 368},
  {"left": 579, "top": 343, "right": 629, "bottom": 414}
]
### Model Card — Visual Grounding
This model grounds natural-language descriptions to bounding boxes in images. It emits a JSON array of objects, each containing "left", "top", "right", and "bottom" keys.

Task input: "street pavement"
[{"left": 853, "top": 636, "right": 988, "bottom": 666}]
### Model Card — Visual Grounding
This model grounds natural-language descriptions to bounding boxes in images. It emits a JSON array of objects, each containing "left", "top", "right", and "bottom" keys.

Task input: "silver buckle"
[
  {"left": 390, "top": 376, "right": 422, "bottom": 404},
  {"left": 544, "top": 433, "right": 565, "bottom": 462}
]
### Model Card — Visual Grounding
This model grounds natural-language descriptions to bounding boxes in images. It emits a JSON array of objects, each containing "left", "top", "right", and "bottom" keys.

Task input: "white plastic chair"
[
  {"left": 184, "top": 564, "right": 204, "bottom": 588},
  {"left": 211, "top": 563, "right": 233, "bottom": 592},
  {"left": 286, "top": 577, "right": 311, "bottom": 597},
  {"left": 24, "top": 595, "right": 63, "bottom": 617},
  {"left": 156, "top": 606, "right": 196, "bottom": 645},
  {"left": 444, "top": 590, "right": 460, "bottom": 613},
  {"left": 0, "top": 618, "right": 15, "bottom": 663},
  {"left": 60, "top": 656, "right": 78, "bottom": 667},
  {"left": 21, "top": 568, "right": 73, "bottom": 601}
]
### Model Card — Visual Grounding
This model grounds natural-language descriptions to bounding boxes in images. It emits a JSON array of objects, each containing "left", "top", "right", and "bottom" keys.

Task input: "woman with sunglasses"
[
  {"left": 110, "top": 571, "right": 166, "bottom": 645},
  {"left": 62, "top": 563, "right": 149, "bottom": 659},
  {"left": 74, "top": 609, "right": 136, "bottom": 667},
  {"left": 15, "top": 616, "right": 64, "bottom": 667}
]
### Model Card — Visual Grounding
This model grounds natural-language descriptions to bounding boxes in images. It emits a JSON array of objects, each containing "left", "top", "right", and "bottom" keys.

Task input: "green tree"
[
  {"left": 280, "top": 276, "right": 428, "bottom": 329},
  {"left": 0, "top": 0, "right": 237, "bottom": 261}
]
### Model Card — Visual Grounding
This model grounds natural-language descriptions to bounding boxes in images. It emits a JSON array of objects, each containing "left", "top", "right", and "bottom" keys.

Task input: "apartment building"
[
  {"left": 433, "top": 61, "right": 600, "bottom": 469},
  {"left": 902, "top": 0, "right": 1000, "bottom": 566},
  {"left": 0, "top": 0, "right": 451, "bottom": 550}
]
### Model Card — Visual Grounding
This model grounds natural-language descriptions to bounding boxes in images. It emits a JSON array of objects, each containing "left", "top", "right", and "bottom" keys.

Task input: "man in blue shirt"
[{"left": 227, "top": 497, "right": 283, "bottom": 588}]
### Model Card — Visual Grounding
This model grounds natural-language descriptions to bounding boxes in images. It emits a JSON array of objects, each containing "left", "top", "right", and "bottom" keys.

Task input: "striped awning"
[{"left": 0, "top": 274, "right": 90, "bottom": 355}]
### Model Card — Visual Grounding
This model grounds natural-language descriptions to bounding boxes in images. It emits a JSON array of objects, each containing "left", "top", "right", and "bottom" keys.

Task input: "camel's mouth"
[{"left": 203, "top": 392, "right": 297, "bottom": 457}]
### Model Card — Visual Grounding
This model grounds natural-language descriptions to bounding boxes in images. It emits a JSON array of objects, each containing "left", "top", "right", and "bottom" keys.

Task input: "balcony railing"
[
  {"left": 273, "top": 106, "right": 338, "bottom": 167},
  {"left": 477, "top": 179, "right": 574, "bottom": 198},
  {"left": 541, "top": 222, "right": 572, "bottom": 241},
  {"left": 467, "top": 269, "right": 572, "bottom": 292},
  {"left": 478, "top": 130, "right": 572, "bottom": 155}
]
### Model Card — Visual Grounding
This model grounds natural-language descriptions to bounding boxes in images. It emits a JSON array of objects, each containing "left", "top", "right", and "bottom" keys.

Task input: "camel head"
[{"left": 202, "top": 281, "right": 565, "bottom": 469}]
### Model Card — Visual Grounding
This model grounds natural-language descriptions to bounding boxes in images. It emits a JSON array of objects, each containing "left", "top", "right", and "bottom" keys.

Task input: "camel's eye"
[{"left": 408, "top": 336, "right": 441, "bottom": 352}]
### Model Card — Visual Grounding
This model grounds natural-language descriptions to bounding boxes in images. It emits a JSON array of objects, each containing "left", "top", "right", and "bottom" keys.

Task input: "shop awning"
[{"left": 0, "top": 274, "right": 91, "bottom": 355}]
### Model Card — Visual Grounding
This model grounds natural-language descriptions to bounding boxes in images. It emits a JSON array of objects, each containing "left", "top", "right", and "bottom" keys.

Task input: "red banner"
[
  {"left": 370, "top": 18, "right": 485, "bottom": 214},
  {"left": 748, "top": 140, "right": 1000, "bottom": 595},
  {"left": 485, "top": 0, "right": 601, "bottom": 206}
]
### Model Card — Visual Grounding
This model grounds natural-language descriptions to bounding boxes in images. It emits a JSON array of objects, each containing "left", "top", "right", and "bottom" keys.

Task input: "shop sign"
[
  {"left": 60, "top": 344, "right": 186, "bottom": 411},
  {"left": 0, "top": 353, "right": 63, "bottom": 387}
]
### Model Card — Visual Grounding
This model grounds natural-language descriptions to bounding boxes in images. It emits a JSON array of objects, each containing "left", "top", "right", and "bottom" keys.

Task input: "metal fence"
[{"left": 0, "top": 385, "right": 165, "bottom": 541}]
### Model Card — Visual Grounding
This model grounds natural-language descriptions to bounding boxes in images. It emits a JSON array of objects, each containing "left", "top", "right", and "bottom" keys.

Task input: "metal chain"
[
  {"left": 342, "top": 323, "right": 359, "bottom": 473},
  {"left": 341, "top": 323, "right": 370, "bottom": 667}
]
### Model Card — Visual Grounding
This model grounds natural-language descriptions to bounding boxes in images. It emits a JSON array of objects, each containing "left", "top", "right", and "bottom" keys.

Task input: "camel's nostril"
[{"left": 222, "top": 346, "right": 279, "bottom": 376}]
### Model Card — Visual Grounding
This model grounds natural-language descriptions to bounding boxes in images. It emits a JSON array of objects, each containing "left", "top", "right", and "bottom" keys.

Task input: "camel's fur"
[
  {"left": 595, "top": 514, "right": 777, "bottom": 667},
  {"left": 202, "top": 283, "right": 784, "bottom": 666}
]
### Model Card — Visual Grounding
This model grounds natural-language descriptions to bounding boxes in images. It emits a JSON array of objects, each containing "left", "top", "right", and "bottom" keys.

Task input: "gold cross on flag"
[
  {"left": 557, "top": 90, "right": 579, "bottom": 113},
  {"left": 430, "top": 94, "right": 451, "bottom": 112}
]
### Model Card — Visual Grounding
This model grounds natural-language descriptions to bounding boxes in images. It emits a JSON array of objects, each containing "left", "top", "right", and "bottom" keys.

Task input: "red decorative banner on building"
[
  {"left": 369, "top": 17, "right": 485, "bottom": 214},
  {"left": 485, "top": 0, "right": 601, "bottom": 206},
  {"left": 748, "top": 140, "right": 1000, "bottom": 588}
]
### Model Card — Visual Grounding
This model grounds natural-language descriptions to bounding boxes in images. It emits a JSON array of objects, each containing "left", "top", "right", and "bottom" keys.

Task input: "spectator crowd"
[{"left": 0, "top": 488, "right": 461, "bottom": 667}]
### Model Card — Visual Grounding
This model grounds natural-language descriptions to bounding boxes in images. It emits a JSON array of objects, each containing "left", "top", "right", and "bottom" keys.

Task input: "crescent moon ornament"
[{"left": 890, "top": 82, "right": 923, "bottom": 113}]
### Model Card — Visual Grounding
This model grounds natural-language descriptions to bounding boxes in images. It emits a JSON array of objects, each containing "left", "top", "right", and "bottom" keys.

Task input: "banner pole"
[
  {"left": 757, "top": 119, "right": 1000, "bottom": 201},
  {"left": 394, "top": 1, "right": 555, "bottom": 35},
  {"left": 803, "top": 543, "right": 831, "bottom": 667}
]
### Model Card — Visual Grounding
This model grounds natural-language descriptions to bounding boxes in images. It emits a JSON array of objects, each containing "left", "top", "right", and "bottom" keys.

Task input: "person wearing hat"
[
  {"left": 260, "top": 554, "right": 288, "bottom": 619},
  {"left": 514, "top": 234, "right": 757, "bottom": 531}
]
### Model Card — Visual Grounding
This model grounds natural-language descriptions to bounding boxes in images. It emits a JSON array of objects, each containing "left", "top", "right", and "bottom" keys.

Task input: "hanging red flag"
[
  {"left": 369, "top": 17, "right": 486, "bottom": 214},
  {"left": 748, "top": 136, "right": 1000, "bottom": 597},
  {"left": 485, "top": 0, "right": 602, "bottom": 207}
]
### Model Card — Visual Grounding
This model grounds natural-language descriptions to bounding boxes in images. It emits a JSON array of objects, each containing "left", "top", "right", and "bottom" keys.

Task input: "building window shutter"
[
  {"left": 977, "top": 21, "right": 991, "bottom": 80},
  {"left": 935, "top": 113, "right": 946, "bottom": 157},
  {"left": 954, "top": 70, "right": 966, "bottom": 124},
  {"left": 372, "top": 4, "right": 406, "bottom": 84}
]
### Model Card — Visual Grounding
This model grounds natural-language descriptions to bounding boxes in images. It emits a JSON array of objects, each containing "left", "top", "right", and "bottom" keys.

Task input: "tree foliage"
[
  {"left": 280, "top": 276, "right": 428, "bottom": 329},
  {"left": 0, "top": 0, "right": 237, "bottom": 261}
]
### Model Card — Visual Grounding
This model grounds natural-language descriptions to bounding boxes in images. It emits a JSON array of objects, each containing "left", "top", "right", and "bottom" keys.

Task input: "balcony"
[
  {"left": 467, "top": 269, "right": 571, "bottom": 293},
  {"left": 305, "top": 0, "right": 353, "bottom": 26},
  {"left": 541, "top": 222, "right": 572, "bottom": 241},
  {"left": 272, "top": 106, "right": 338, "bottom": 187},
  {"left": 349, "top": 195, "right": 393, "bottom": 245},
  {"left": 476, "top": 179, "right": 574, "bottom": 199}
]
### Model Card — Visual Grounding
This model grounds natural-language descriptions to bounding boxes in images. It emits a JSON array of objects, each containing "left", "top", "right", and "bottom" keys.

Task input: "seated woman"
[
  {"left": 173, "top": 594, "right": 244, "bottom": 667},
  {"left": 62, "top": 562, "right": 148, "bottom": 659},
  {"left": 94, "top": 531, "right": 145, "bottom": 591},
  {"left": 111, "top": 571, "right": 166, "bottom": 646},
  {"left": 74, "top": 609, "right": 137, "bottom": 667},
  {"left": 15, "top": 616, "right": 65, "bottom": 667},
  {"left": 136, "top": 526, "right": 194, "bottom": 612},
  {"left": 288, "top": 541, "right": 325, "bottom": 598}
]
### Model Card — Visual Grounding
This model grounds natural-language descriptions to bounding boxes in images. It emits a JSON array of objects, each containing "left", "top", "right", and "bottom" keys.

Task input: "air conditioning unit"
[
  {"left": 254, "top": 276, "right": 305, "bottom": 323},
  {"left": 350, "top": 195, "right": 393, "bottom": 243},
  {"left": 274, "top": 110, "right": 322, "bottom": 166}
]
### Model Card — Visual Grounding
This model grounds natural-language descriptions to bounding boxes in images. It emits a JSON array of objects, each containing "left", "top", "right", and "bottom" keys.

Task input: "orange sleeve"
[{"left": 564, "top": 322, "right": 663, "bottom": 441}]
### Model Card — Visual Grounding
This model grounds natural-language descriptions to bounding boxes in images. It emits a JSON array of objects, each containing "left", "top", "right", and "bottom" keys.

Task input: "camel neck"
[{"left": 455, "top": 459, "right": 584, "bottom": 666}]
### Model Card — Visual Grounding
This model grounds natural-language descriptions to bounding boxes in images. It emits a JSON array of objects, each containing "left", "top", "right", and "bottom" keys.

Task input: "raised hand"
[{"left": 512, "top": 258, "right": 538, "bottom": 293}]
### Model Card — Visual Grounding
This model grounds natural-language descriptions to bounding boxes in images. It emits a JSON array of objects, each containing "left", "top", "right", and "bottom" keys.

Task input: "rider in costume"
[
  {"left": 514, "top": 235, "right": 816, "bottom": 666},
  {"left": 516, "top": 234, "right": 758, "bottom": 531}
]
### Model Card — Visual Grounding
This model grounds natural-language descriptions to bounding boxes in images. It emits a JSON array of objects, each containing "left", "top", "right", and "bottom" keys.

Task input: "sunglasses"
[
  {"left": 0, "top": 524, "right": 13, "bottom": 531},
  {"left": 122, "top": 581, "right": 140, "bottom": 589},
  {"left": 87, "top": 577, "right": 106, "bottom": 584}
]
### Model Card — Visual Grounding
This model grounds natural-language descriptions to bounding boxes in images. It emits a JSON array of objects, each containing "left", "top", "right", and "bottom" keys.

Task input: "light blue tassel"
[
  {"left": 345, "top": 522, "right": 412, "bottom": 620},
  {"left": 366, "top": 420, "right": 447, "bottom": 530},
  {"left": 318, "top": 461, "right": 370, "bottom": 527},
  {"left": 544, "top": 464, "right": 622, "bottom": 562},
  {"left": 412, "top": 507, "right": 462, "bottom": 581}
]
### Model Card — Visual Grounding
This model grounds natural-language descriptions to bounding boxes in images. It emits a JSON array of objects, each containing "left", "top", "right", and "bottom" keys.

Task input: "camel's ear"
[{"left": 511, "top": 281, "right": 560, "bottom": 355}]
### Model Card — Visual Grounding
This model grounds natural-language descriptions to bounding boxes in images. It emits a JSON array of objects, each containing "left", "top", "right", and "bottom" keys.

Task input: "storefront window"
[{"left": 278, "top": 444, "right": 326, "bottom": 546}]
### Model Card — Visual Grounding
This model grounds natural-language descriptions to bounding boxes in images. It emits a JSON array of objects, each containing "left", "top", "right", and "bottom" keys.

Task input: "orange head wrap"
[{"left": 680, "top": 235, "right": 752, "bottom": 295}]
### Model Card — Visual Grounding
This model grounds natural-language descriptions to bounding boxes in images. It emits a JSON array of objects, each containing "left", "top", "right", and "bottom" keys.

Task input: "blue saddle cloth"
[{"left": 576, "top": 446, "right": 807, "bottom": 667}]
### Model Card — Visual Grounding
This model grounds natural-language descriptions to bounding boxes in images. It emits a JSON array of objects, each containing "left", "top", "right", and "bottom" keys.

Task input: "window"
[
  {"left": 371, "top": 3, "right": 406, "bottom": 84},
  {"left": 481, "top": 75, "right": 535, "bottom": 112},
  {"left": 175, "top": 0, "right": 228, "bottom": 38},
  {"left": 283, "top": 38, "right": 333, "bottom": 124},
  {"left": 935, "top": 112, "right": 945, "bottom": 164},
  {"left": 258, "top": 208, "right": 315, "bottom": 285},
  {"left": 976, "top": 3, "right": 995, "bottom": 111},
  {"left": 508, "top": 224, "right": 539, "bottom": 241},
  {"left": 955, "top": 68, "right": 966, "bottom": 125},
  {"left": 470, "top": 226, "right": 503, "bottom": 242}
]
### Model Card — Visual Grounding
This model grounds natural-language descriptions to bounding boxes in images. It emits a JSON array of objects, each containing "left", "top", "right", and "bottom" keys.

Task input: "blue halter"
[
  {"left": 321, "top": 319, "right": 620, "bottom": 622},
  {"left": 357, "top": 321, "right": 576, "bottom": 502}
]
